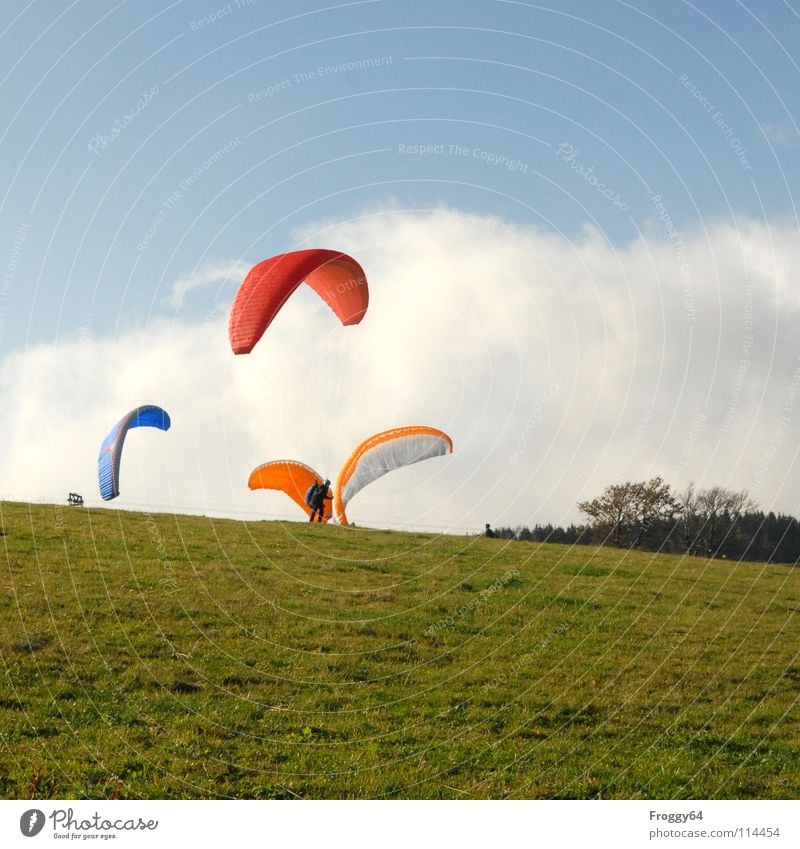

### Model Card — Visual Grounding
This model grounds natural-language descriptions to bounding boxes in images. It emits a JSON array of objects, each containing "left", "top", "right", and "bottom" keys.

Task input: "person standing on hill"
[
  {"left": 308, "top": 479, "right": 332, "bottom": 523},
  {"left": 484, "top": 523, "right": 495, "bottom": 538}
]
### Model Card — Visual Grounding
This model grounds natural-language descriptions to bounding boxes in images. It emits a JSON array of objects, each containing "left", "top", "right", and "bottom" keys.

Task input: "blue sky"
[
  {"left": 3, "top": 0, "right": 799, "bottom": 345},
  {"left": 2, "top": 0, "right": 800, "bottom": 528}
]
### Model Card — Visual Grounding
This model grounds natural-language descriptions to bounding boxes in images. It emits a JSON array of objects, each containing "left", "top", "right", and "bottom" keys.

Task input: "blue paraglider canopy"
[{"left": 98, "top": 405, "right": 171, "bottom": 501}]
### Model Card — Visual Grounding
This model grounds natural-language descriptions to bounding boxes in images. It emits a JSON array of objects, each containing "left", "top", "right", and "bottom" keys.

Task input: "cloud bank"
[{"left": 2, "top": 208, "right": 800, "bottom": 532}]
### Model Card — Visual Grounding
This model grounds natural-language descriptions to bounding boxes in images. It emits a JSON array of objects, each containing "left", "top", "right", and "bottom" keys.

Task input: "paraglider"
[
  {"left": 306, "top": 478, "right": 332, "bottom": 523},
  {"left": 228, "top": 249, "right": 369, "bottom": 354},
  {"left": 248, "top": 460, "right": 333, "bottom": 522},
  {"left": 248, "top": 426, "right": 453, "bottom": 526},
  {"left": 97, "top": 405, "right": 171, "bottom": 501},
  {"left": 333, "top": 426, "right": 453, "bottom": 526}
]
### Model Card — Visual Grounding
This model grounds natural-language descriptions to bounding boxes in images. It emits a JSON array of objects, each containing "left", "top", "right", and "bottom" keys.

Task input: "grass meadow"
[{"left": 1, "top": 500, "right": 798, "bottom": 799}]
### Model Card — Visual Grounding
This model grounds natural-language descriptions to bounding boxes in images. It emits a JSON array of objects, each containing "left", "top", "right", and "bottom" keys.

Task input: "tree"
[
  {"left": 630, "top": 477, "right": 679, "bottom": 548},
  {"left": 693, "top": 486, "right": 756, "bottom": 555},
  {"left": 578, "top": 477, "right": 678, "bottom": 548},
  {"left": 678, "top": 483, "right": 700, "bottom": 554},
  {"left": 578, "top": 482, "right": 639, "bottom": 546}
]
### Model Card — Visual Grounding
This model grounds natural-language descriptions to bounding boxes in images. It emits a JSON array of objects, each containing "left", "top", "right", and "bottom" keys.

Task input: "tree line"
[{"left": 492, "top": 478, "right": 800, "bottom": 564}]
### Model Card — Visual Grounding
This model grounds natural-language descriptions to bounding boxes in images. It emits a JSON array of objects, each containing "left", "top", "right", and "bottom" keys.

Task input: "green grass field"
[{"left": 1, "top": 500, "right": 798, "bottom": 799}]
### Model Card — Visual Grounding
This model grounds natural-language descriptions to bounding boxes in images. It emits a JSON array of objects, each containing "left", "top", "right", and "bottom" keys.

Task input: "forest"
[{"left": 492, "top": 478, "right": 800, "bottom": 564}]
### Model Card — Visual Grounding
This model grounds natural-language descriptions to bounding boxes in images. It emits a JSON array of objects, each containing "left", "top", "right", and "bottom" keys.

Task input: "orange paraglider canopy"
[
  {"left": 229, "top": 249, "right": 368, "bottom": 354},
  {"left": 248, "top": 460, "right": 333, "bottom": 522},
  {"left": 333, "top": 426, "right": 453, "bottom": 526}
]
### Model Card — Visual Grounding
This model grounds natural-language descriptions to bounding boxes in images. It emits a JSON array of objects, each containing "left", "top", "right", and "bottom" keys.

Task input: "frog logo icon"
[{"left": 19, "top": 809, "right": 46, "bottom": 837}]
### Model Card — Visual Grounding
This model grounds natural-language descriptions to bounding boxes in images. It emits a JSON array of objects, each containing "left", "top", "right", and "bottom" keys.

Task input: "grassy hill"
[{"left": 1, "top": 500, "right": 798, "bottom": 799}]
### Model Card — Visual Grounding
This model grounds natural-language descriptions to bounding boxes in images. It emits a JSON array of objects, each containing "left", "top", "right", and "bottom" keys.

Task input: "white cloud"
[
  {"left": 761, "top": 121, "right": 798, "bottom": 146},
  {"left": 167, "top": 259, "right": 251, "bottom": 308},
  {"left": 2, "top": 208, "right": 800, "bottom": 532}
]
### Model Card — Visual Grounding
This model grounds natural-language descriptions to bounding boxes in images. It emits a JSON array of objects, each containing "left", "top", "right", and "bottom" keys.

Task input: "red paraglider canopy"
[{"left": 228, "top": 249, "right": 369, "bottom": 354}]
